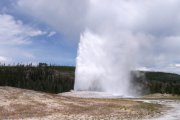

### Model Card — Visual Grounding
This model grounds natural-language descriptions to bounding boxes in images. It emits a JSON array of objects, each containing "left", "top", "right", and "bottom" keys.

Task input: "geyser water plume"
[
  {"left": 75, "top": 30, "right": 143, "bottom": 97},
  {"left": 74, "top": 0, "right": 152, "bottom": 97}
]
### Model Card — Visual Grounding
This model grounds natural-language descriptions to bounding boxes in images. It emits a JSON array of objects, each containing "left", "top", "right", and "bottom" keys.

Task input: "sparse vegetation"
[{"left": 0, "top": 87, "right": 162, "bottom": 119}]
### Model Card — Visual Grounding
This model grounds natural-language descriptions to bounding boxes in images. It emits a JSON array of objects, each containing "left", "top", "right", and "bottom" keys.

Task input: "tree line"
[
  {"left": 0, "top": 63, "right": 75, "bottom": 93},
  {"left": 0, "top": 63, "right": 180, "bottom": 95},
  {"left": 132, "top": 71, "right": 180, "bottom": 95}
]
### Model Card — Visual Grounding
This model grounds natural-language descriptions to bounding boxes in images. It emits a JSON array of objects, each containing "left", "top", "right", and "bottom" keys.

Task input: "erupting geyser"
[
  {"left": 73, "top": 0, "right": 156, "bottom": 97},
  {"left": 75, "top": 30, "right": 141, "bottom": 97},
  {"left": 74, "top": 1, "right": 147, "bottom": 97}
]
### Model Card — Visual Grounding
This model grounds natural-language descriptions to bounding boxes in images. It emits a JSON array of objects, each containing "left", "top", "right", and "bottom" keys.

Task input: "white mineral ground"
[{"left": 145, "top": 100, "right": 180, "bottom": 120}]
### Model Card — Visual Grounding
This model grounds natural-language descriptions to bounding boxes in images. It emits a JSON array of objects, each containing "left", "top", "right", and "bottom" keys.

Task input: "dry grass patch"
[{"left": 0, "top": 87, "right": 162, "bottom": 119}]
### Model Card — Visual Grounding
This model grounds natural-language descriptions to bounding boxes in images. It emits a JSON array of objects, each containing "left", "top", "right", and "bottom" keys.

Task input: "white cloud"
[
  {"left": 17, "top": 0, "right": 89, "bottom": 40},
  {"left": 175, "top": 64, "right": 180, "bottom": 67},
  {"left": 0, "top": 13, "right": 48, "bottom": 64},
  {"left": 0, "top": 13, "right": 46, "bottom": 45},
  {"left": 136, "top": 67, "right": 151, "bottom": 71},
  {"left": 0, "top": 56, "right": 8, "bottom": 62},
  {"left": 0, "top": 45, "right": 36, "bottom": 64}
]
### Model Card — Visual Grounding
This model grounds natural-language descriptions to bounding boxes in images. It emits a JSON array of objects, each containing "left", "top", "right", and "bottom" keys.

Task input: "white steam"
[
  {"left": 75, "top": 30, "right": 149, "bottom": 96},
  {"left": 74, "top": 0, "right": 154, "bottom": 96},
  {"left": 74, "top": 1, "right": 152, "bottom": 96}
]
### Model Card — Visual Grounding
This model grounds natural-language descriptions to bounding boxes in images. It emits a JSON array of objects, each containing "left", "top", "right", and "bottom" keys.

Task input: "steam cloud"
[
  {"left": 75, "top": 1, "right": 151, "bottom": 96},
  {"left": 75, "top": 31, "right": 139, "bottom": 96},
  {"left": 74, "top": 0, "right": 180, "bottom": 96}
]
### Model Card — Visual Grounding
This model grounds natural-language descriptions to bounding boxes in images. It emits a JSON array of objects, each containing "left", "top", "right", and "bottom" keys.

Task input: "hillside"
[{"left": 132, "top": 71, "right": 180, "bottom": 95}]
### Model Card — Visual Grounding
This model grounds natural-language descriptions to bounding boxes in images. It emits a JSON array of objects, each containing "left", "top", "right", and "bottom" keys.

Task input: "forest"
[
  {"left": 132, "top": 71, "right": 180, "bottom": 95},
  {"left": 0, "top": 63, "right": 180, "bottom": 94},
  {"left": 0, "top": 63, "right": 75, "bottom": 93}
]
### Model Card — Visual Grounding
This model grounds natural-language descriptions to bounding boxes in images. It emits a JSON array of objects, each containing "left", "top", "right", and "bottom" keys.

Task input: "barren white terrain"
[{"left": 147, "top": 100, "right": 180, "bottom": 120}]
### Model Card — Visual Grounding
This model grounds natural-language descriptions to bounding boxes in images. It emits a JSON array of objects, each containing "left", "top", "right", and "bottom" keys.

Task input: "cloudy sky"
[
  {"left": 0, "top": 0, "right": 180, "bottom": 73},
  {"left": 0, "top": 0, "right": 79, "bottom": 65}
]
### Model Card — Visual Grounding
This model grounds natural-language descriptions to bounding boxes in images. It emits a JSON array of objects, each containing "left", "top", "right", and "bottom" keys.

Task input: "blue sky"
[
  {"left": 0, "top": 0, "right": 180, "bottom": 74},
  {"left": 0, "top": 0, "right": 78, "bottom": 66}
]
